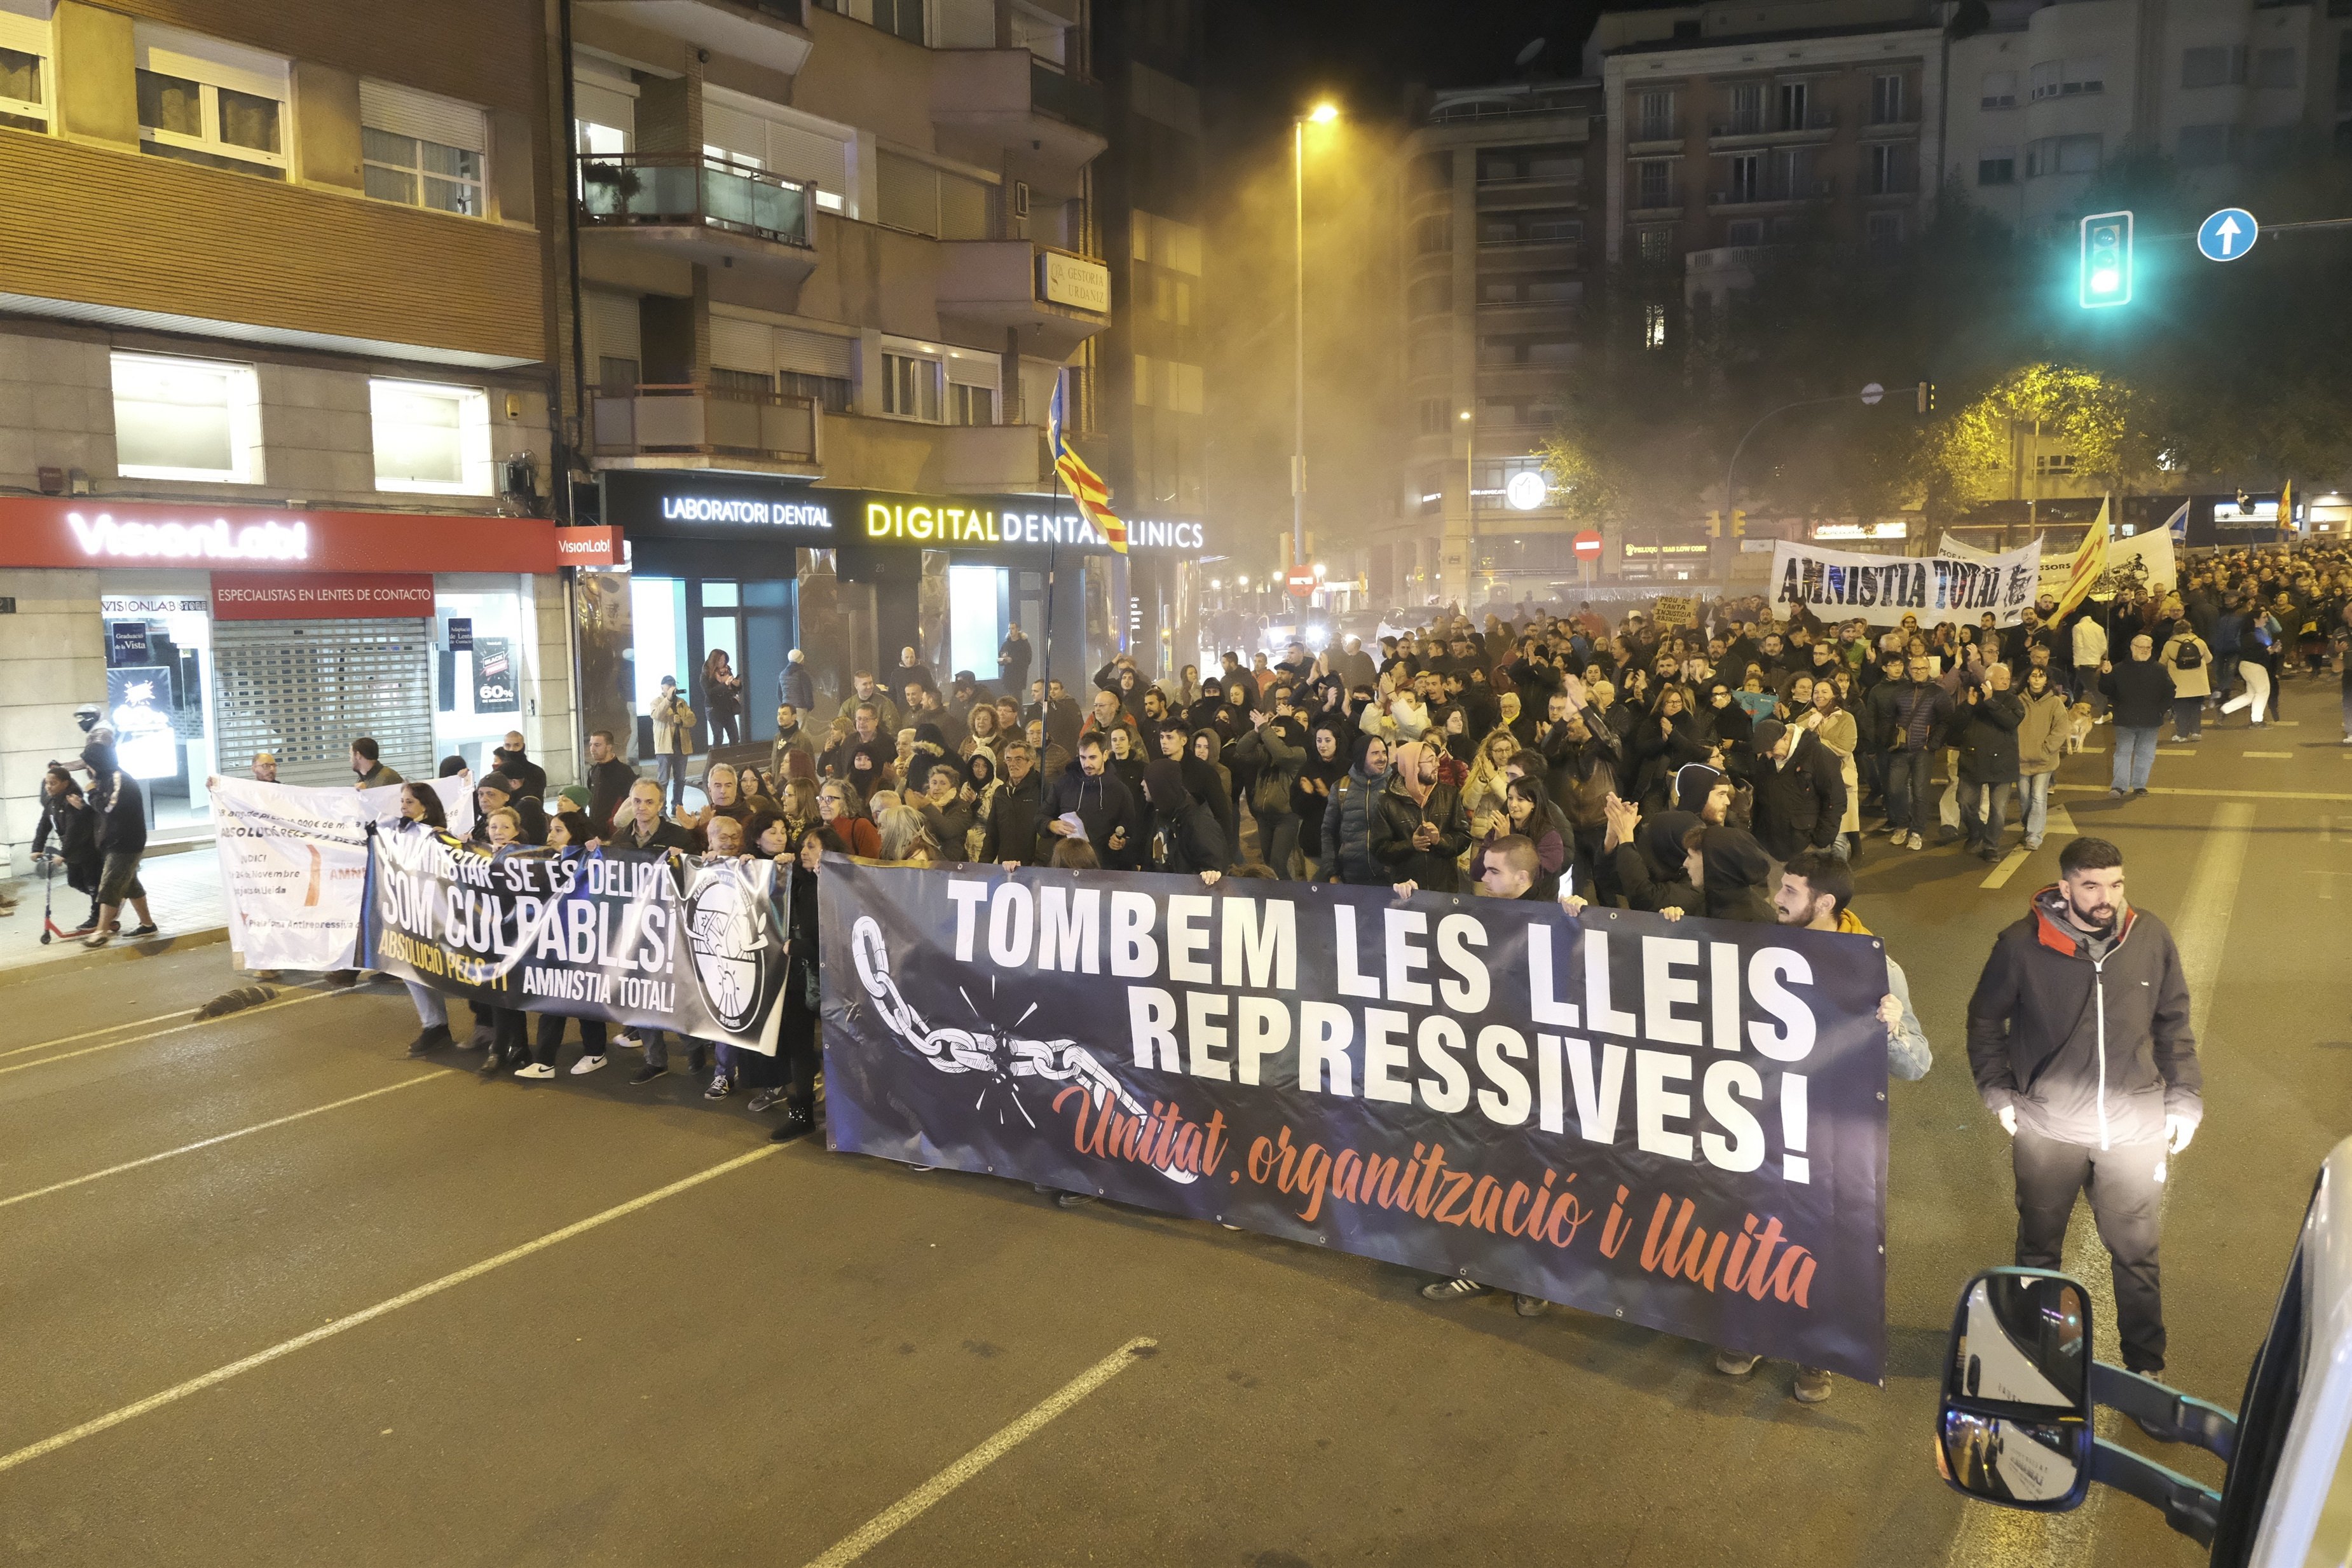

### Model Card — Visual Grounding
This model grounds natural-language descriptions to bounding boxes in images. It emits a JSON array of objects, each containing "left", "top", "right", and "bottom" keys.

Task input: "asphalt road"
[{"left": 3, "top": 709, "right": 2347, "bottom": 1566}]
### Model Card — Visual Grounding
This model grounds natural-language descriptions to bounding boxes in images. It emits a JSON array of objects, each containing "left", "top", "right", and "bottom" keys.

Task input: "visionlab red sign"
[
  {"left": 212, "top": 573, "right": 436, "bottom": 620},
  {"left": 0, "top": 497, "right": 563, "bottom": 573}
]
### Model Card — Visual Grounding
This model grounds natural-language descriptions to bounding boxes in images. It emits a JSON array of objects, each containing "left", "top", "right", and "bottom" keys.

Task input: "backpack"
[{"left": 2171, "top": 639, "right": 2203, "bottom": 671}]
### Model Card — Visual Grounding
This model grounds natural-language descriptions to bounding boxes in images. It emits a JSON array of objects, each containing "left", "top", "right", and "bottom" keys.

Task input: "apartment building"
[
  {"left": 0, "top": 0, "right": 573, "bottom": 875},
  {"left": 1590, "top": 0, "right": 1943, "bottom": 311},
  {"left": 1372, "top": 79, "right": 1606, "bottom": 606},
  {"left": 1944, "top": 0, "right": 2352, "bottom": 232},
  {"left": 566, "top": 0, "right": 1205, "bottom": 749}
]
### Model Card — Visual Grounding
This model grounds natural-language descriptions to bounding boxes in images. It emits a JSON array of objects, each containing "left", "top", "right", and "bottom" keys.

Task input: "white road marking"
[
  {"left": 0, "top": 1008, "right": 203, "bottom": 1061},
  {"left": 802, "top": 1337, "right": 1158, "bottom": 1568},
  {"left": 2053, "top": 784, "right": 2352, "bottom": 803},
  {"left": 1979, "top": 850, "right": 2030, "bottom": 890},
  {"left": 2047, "top": 805, "right": 2078, "bottom": 838},
  {"left": 0, "top": 1072, "right": 453, "bottom": 1211},
  {"left": 2243, "top": 751, "right": 2293, "bottom": 759},
  {"left": 0, "top": 990, "right": 343, "bottom": 1078},
  {"left": 2174, "top": 801, "right": 2253, "bottom": 1040},
  {"left": 0, "top": 1143, "right": 779, "bottom": 1476}
]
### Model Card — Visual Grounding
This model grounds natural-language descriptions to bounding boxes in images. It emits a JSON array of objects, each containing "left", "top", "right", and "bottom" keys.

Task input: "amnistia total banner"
[
  {"left": 210, "top": 774, "right": 477, "bottom": 970},
  {"left": 361, "top": 824, "right": 786, "bottom": 1054},
  {"left": 1768, "top": 538, "right": 2042, "bottom": 627},
  {"left": 1945, "top": 529, "right": 2177, "bottom": 601},
  {"left": 821, "top": 860, "right": 1893, "bottom": 1383}
]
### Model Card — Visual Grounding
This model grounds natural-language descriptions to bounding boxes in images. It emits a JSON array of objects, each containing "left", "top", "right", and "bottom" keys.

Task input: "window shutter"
[
  {"left": 574, "top": 76, "right": 635, "bottom": 137},
  {"left": 361, "top": 79, "right": 487, "bottom": 151},
  {"left": 775, "top": 327, "right": 853, "bottom": 379},
  {"left": 134, "top": 22, "right": 287, "bottom": 99},
  {"left": 0, "top": 2, "right": 46, "bottom": 56},
  {"left": 945, "top": 355, "right": 995, "bottom": 389},
  {"left": 582, "top": 290, "right": 641, "bottom": 367},
  {"left": 702, "top": 100, "right": 767, "bottom": 164},
  {"left": 765, "top": 120, "right": 848, "bottom": 197},
  {"left": 708, "top": 315, "right": 774, "bottom": 374}
]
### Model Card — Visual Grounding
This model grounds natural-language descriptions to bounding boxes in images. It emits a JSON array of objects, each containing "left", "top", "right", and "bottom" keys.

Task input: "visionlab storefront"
[
  {"left": 601, "top": 471, "right": 1208, "bottom": 738},
  {"left": 0, "top": 498, "right": 566, "bottom": 859}
]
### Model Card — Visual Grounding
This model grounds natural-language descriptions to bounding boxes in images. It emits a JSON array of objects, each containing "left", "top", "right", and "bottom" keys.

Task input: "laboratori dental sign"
[{"left": 821, "top": 861, "right": 1893, "bottom": 1382}]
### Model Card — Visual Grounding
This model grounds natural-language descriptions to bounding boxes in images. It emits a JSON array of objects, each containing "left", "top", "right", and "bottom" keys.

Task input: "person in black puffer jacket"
[
  {"left": 1320, "top": 734, "right": 1391, "bottom": 884},
  {"left": 1955, "top": 663, "right": 2025, "bottom": 860},
  {"left": 1293, "top": 718, "right": 1353, "bottom": 879},
  {"left": 1742, "top": 718, "right": 1847, "bottom": 864},
  {"left": 2097, "top": 632, "right": 2175, "bottom": 796},
  {"left": 1141, "top": 760, "right": 1228, "bottom": 873}
]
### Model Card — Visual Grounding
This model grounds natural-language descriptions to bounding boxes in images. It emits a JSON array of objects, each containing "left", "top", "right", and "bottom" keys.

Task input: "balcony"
[
  {"left": 941, "top": 423, "right": 1047, "bottom": 489},
  {"left": 931, "top": 51, "right": 1109, "bottom": 186},
  {"left": 591, "top": 384, "right": 821, "bottom": 476},
  {"left": 1626, "top": 182, "right": 1685, "bottom": 216},
  {"left": 1706, "top": 109, "right": 1837, "bottom": 149},
  {"left": 577, "top": 154, "right": 819, "bottom": 284},
  {"left": 1707, "top": 176, "right": 1834, "bottom": 211},
  {"left": 575, "top": 1, "right": 811, "bottom": 74},
  {"left": 1626, "top": 122, "right": 1683, "bottom": 154},
  {"left": 1863, "top": 171, "right": 1919, "bottom": 198},
  {"left": 936, "top": 240, "right": 1109, "bottom": 357}
]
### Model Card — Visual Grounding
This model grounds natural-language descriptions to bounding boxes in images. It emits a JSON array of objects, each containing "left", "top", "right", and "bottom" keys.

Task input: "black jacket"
[
  {"left": 1697, "top": 823, "right": 1775, "bottom": 924},
  {"left": 1867, "top": 677, "right": 1953, "bottom": 754},
  {"left": 1955, "top": 688, "right": 2025, "bottom": 786},
  {"left": 1320, "top": 759, "right": 1388, "bottom": 885},
  {"left": 584, "top": 758, "right": 638, "bottom": 835},
  {"left": 1370, "top": 778, "right": 1472, "bottom": 893},
  {"left": 1044, "top": 761, "right": 1144, "bottom": 869},
  {"left": 34, "top": 788, "right": 101, "bottom": 892},
  {"left": 1613, "top": 812, "right": 1702, "bottom": 915},
  {"left": 1747, "top": 731, "right": 1845, "bottom": 861},
  {"left": 1154, "top": 798, "right": 1229, "bottom": 874},
  {"left": 606, "top": 815, "right": 697, "bottom": 854},
  {"left": 495, "top": 750, "right": 549, "bottom": 801},
  {"left": 981, "top": 769, "right": 1049, "bottom": 864},
  {"left": 2098, "top": 658, "right": 2177, "bottom": 730},
  {"left": 1967, "top": 887, "right": 2202, "bottom": 1147},
  {"left": 90, "top": 770, "right": 147, "bottom": 857}
]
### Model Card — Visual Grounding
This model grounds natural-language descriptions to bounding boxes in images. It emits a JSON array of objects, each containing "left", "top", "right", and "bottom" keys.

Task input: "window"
[
  {"left": 881, "top": 352, "right": 941, "bottom": 421},
  {"left": 598, "top": 355, "right": 639, "bottom": 393},
  {"left": 133, "top": 25, "right": 287, "bottom": 177},
  {"left": 877, "top": 149, "right": 992, "bottom": 240},
  {"left": 1636, "top": 90, "right": 1675, "bottom": 141},
  {"left": 370, "top": 379, "right": 493, "bottom": 494},
  {"left": 1413, "top": 214, "right": 1453, "bottom": 254},
  {"left": 711, "top": 367, "right": 772, "bottom": 394},
  {"left": 2029, "top": 57, "right": 2105, "bottom": 100},
  {"left": 1726, "top": 83, "right": 1763, "bottom": 134},
  {"left": 2254, "top": 48, "right": 2299, "bottom": 88},
  {"left": 1980, "top": 71, "right": 2017, "bottom": 109},
  {"left": 1868, "top": 142, "right": 1909, "bottom": 195},
  {"left": 812, "top": 0, "right": 924, "bottom": 44},
  {"left": 1163, "top": 360, "right": 1203, "bottom": 414},
  {"left": 1638, "top": 225, "right": 1672, "bottom": 262},
  {"left": 2178, "top": 123, "right": 2236, "bottom": 167},
  {"left": 1480, "top": 209, "right": 1579, "bottom": 245},
  {"left": 361, "top": 81, "right": 489, "bottom": 217},
  {"left": 1725, "top": 218, "right": 1763, "bottom": 245},
  {"left": 1871, "top": 73, "right": 1905, "bottom": 125},
  {"left": 2182, "top": 46, "right": 2246, "bottom": 89},
  {"left": 1978, "top": 147, "right": 2016, "bottom": 185},
  {"left": 948, "top": 382, "right": 995, "bottom": 426},
  {"left": 1634, "top": 160, "right": 1674, "bottom": 208},
  {"left": 1477, "top": 143, "right": 1579, "bottom": 183},
  {"left": 2034, "top": 451, "right": 2077, "bottom": 475},
  {"left": 1642, "top": 303, "right": 1668, "bottom": 350},
  {"left": 1728, "top": 151, "right": 1760, "bottom": 202},
  {"left": 1416, "top": 399, "right": 1451, "bottom": 435},
  {"left": 2025, "top": 134, "right": 2102, "bottom": 177},
  {"left": 111, "top": 353, "right": 263, "bottom": 484},
  {"left": 1776, "top": 81, "right": 1809, "bottom": 132},
  {"left": 0, "top": 3, "right": 49, "bottom": 133},
  {"left": 1866, "top": 210, "right": 1904, "bottom": 255}
]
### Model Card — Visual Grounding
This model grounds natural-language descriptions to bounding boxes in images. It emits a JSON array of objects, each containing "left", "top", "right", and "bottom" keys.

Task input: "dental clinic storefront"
[
  {"left": 601, "top": 471, "right": 1207, "bottom": 738},
  {"left": 0, "top": 497, "right": 566, "bottom": 870}
]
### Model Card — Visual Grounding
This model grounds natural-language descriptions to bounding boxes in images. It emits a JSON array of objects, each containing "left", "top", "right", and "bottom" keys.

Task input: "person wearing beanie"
[
  {"left": 1142, "top": 758, "right": 1227, "bottom": 873},
  {"left": 1746, "top": 718, "right": 1847, "bottom": 865}
]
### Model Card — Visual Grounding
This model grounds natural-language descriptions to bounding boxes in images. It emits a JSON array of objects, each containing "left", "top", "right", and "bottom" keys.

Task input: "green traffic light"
[{"left": 2079, "top": 209, "right": 2133, "bottom": 309}]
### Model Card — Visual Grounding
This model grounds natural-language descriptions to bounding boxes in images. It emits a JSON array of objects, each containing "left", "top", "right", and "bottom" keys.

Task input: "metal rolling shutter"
[
  {"left": 708, "top": 313, "right": 775, "bottom": 376},
  {"left": 213, "top": 618, "right": 436, "bottom": 789},
  {"left": 775, "top": 326, "right": 853, "bottom": 379}
]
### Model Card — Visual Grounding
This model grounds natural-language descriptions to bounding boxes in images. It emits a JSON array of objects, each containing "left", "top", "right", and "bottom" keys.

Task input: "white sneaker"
[
  {"left": 614, "top": 1031, "right": 643, "bottom": 1050},
  {"left": 571, "top": 1053, "right": 608, "bottom": 1075},
  {"left": 513, "top": 1063, "right": 556, "bottom": 1079},
  {"left": 1906, "top": 831, "right": 1925, "bottom": 850}
]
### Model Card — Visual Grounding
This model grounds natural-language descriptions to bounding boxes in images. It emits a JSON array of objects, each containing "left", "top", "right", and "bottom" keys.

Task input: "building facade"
[{"left": 0, "top": 0, "right": 573, "bottom": 874}]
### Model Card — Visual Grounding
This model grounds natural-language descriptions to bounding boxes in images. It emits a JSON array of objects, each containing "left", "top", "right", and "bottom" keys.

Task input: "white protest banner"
[
  {"left": 1768, "top": 539, "right": 2042, "bottom": 627},
  {"left": 1944, "top": 526, "right": 2177, "bottom": 602},
  {"left": 212, "top": 774, "right": 476, "bottom": 970}
]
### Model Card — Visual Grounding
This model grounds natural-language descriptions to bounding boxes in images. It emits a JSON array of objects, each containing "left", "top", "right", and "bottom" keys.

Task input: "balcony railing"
[
  {"left": 577, "top": 154, "right": 812, "bottom": 249},
  {"left": 592, "top": 383, "right": 819, "bottom": 464},
  {"left": 1709, "top": 108, "right": 1836, "bottom": 139},
  {"left": 1709, "top": 176, "right": 1835, "bottom": 208},
  {"left": 1627, "top": 182, "right": 1685, "bottom": 211},
  {"left": 1029, "top": 58, "right": 1106, "bottom": 132}
]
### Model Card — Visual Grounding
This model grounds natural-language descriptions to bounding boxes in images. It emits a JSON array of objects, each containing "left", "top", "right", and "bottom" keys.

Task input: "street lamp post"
[
  {"left": 1460, "top": 406, "right": 1475, "bottom": 609},
  {"left": 1293, "top": 102, "right": 1337, "bottom": 571},
  {"left": 1722, "top": 386, "right": 1888, "bottom": 557}
]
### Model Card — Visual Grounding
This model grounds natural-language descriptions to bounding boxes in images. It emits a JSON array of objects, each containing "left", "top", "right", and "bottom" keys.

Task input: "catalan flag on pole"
[
  {"left": 2054, "top": 496, "right": 2110, "bottom": 619},
  {"left": 1049, "top": 378, "right": 1127, "bottom": 554}
]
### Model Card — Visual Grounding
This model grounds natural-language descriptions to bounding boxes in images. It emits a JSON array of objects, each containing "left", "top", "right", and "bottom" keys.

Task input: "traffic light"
[
  {"left": 1731, "top": 508, "right": 1748, "bottom": 537},
  {"left": 1705, "top": 509, "right": 1722, "bottom": 538},
  {"left": 1915, "top": 380, "right": 1935, "bottom": 414},
  {"left": 2079, "top": 210, "right": 2133, "bottom": 308}
]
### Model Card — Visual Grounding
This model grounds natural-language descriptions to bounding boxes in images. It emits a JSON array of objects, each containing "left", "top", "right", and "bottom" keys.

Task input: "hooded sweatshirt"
[{"left": 1143, "top": 758, "right": 1228, "bottom": 873}]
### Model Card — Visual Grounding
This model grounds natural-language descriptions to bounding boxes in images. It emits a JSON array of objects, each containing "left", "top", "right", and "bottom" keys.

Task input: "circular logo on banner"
[
  {"left": 685, "top": 867, "right": 783, "bottom": 1035},
  {"left": 1505, "top": 472, "right": 1548, "bottom": 511}
]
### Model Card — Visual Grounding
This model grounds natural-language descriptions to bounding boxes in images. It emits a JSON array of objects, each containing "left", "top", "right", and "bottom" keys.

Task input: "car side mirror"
[{"left": 1936, "top": 1267, "right": 2093, "bottom": 1511}]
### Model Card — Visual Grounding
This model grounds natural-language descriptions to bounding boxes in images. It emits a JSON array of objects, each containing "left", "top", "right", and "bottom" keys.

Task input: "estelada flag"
[
  {"left": 1048, "top": 379, "right": 1127, "bottom": 554},
  {"left": 2055, "top": 497, "right": 2110, "bottom": 618}
]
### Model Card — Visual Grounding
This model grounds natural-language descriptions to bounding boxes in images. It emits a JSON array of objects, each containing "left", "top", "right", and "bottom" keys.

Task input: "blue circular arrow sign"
[{"left": 2198, "top": 208, "right": 2258, "bottom": 262}]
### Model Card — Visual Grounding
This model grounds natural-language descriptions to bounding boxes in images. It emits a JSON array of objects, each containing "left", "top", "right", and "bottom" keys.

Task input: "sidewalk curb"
[{"left": 0, "top": 925, "right": 231, "bottom": 988}]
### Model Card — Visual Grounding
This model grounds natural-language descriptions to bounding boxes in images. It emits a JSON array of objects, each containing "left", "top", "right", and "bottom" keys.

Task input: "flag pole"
[{"left": 1043, "top": 383, "right": 1063, "bottom": 707}]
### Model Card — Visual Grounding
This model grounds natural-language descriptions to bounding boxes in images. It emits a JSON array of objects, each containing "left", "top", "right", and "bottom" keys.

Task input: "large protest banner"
[
  {"left": 821, "top": 860, "right": 1892, "bottom": 1382},
  {"left": 212, "top": 774, "right": 475, "bottom": 970},
  {"left": 1769, "top": 538, "right": 2041, "bottom": 627},
  {"left": 1942, "top": 528, "right": 2176, "bottom": 601},
  {"left": 362, "top": 824, "right": 786, "bottom": 1054}
]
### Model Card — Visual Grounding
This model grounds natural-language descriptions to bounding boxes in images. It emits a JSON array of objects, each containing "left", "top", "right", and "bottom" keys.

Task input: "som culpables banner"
[
  {"left": 211, "top": 774, "right": 476, "bottom": 970},
  {"left": 361, "top": 824, "right": 786, "bottom": 1054},
  {"left": 821, "top": 861, "right": 1893, "bottom": 1382},
  {"left": 1770, "top": 538, "right": 2042, "bottom": 627}
]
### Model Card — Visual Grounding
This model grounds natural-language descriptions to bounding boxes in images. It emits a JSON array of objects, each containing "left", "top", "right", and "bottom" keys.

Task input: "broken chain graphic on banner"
[{"left": 849, "top": 914, "right": 1197, "bottom": 1184}]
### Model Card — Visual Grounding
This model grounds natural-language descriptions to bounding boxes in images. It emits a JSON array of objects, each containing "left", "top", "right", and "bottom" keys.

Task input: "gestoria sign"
[{"left": 0, "top": 497, "right": 563, "bottom": 574}]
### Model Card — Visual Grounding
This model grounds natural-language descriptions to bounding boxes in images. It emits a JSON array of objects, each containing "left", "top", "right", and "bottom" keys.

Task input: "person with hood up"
[
  {"left": 1966, "top": 836, "right": 2201, "bottom": 1389},
  {"left": 1372, "top": 739, "right": 1472, "bottom": 893},
  {"left": 1320, "top": 733, "right": 1391, "bottom": 885},
  {"left": 1665, "top": 761, "right": 1775, "bottom": 924},
  {"left": 1293, "top": 717, "right": 1353, "bottom": 879},
  {"left": 1186, "top": 728, "right": 1240, "bottom": 866},
  {"left": 1044, "top": 733, "right": 1142, "bottom": 869},
  {"left": 1233, "top": 706, "right": 1308, "bottom": 877},
  {"left": 1141, "top": 759, "right": 1228, "bottom": 873},
  {"left": 1744, "top": 718, "right": 1846, "bottom": 865}
]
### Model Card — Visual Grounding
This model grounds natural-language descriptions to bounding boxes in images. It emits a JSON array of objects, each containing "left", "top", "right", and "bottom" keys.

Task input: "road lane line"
[
  {"left": 2243, "top": 751, "right": 2293, "bottom": 759},
  {"left": 0, "top": 1143, "right": 779, "bottom": 1477},
  {"left": 0, "top": 1008, "right": 206, "bottom": 1061},
  {"left": 802, "top": 1337, "right": 1158, "bottom": 1568},
  {"left": 0, "top": 1072, "right": 453, "bottom": 1211},
  {"left": 1979, "top": 849, "right": 2030, "bottom": 889},
  {"left": 2053, "top": 784, "right": 2352, "bottom": 802},
  {"left": 1946, "top": 801, "right": 2251, "bottom": 1565},
  {"left": 0, "top": 990, "right": 343, "bottom": 1078}
]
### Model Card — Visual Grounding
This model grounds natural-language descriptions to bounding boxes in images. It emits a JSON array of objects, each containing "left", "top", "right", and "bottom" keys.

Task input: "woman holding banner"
[
  {"left": 758, "top": 829, "right": 824, "bottom": 1143},
  {"left": 395, "top": 786, "right": 458, "bottom": 1060}
]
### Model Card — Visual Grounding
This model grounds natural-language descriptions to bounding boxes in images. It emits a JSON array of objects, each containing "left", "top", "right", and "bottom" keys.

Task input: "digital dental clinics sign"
[
  {"left": 858, "top": 496, "right": 1203, "bottom": 553},
  {"left": 0, "top": 498, "right": 563, "bottom": 574}
]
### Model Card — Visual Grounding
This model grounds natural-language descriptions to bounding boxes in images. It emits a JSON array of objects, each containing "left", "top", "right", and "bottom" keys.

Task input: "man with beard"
[
  {"left": 1371, "top": 739, "right": 1470, "bottom": 893},
  {"left": 1044, "top": 733, "right": 1141, "bottom": 869}
]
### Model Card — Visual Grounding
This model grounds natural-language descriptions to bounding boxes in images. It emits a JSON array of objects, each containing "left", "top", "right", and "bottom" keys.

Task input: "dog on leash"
[{"left": 2063, "top": 702, "right": 2095, "bottom": 754}]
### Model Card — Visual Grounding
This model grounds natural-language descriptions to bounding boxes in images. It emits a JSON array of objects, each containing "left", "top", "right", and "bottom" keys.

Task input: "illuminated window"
[
  {"left": 111, "top": 353, "right": 263, "bottom": 484},
  {"left": 362, "top": 81, "right": 489, "bottom": 217},
  {"left": 1643, "top": 303, "right": 1668, "bottom": 349},
  {"left": 371, "top": 379, "right": 494, "bottom": 494},
  {"left": 133, "top": 24, "right": 287, "bottom": 178}
]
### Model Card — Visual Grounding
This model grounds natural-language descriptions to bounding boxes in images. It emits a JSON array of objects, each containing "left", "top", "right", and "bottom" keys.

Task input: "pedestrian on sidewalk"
[
  {"left": 2098, "top": 635, "right": 2175, "bottom": 798},
  {"left": 32, "top": 765, "right": 100, "bottom": 934},
  {"left": 82, "top": 732, "right": 156, "bottom": 948},
  {"left": 1966, "top": 836, "right": 2201, "bottom": 1394}
]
